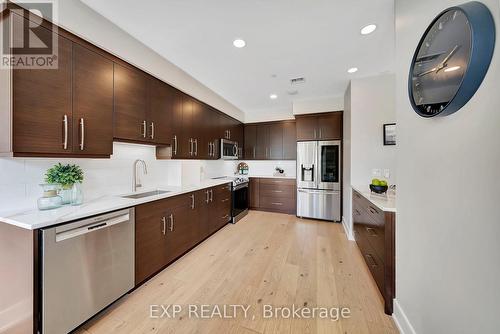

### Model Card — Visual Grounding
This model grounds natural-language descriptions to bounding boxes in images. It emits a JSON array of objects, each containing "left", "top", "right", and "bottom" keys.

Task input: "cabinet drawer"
[
  {"left": 195, "top": 188, "right": 211, "bottom": 204},
  {"left": 259, "top": 178, "right": 296, "bottom": 186},
  {"left": 259, "top": 196, "right": 295, "bottom": 213},
  {"left": 168, "top": 192, "right": 195, "bottom": 209},
  {"left": 362, "top": 250, "right": 385, "bottom": 293},
  {"left": 214, "top": 183, "right": 232, "bottom": 195},
  {"left": 217, "top": 195, "right": 231, "bottom": 213},
  {"left": 259, "top": 184, "right": 295, "bottom": 199},
  {"left": 359, "top": 223, "right": 385, "bottom": 262},
  {"left": 353, "top": 190, "right": 384, "bottom": 224}
]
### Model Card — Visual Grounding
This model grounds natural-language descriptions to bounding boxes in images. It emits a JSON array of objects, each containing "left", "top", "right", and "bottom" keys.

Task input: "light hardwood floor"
[{"left": 75, "top": 210, "right": 398, "bottom": 334}]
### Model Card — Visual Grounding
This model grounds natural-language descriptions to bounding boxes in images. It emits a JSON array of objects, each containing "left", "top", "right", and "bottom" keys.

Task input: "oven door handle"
[{"left": 233, "top": 183, "right": 248, "bottom": 191}]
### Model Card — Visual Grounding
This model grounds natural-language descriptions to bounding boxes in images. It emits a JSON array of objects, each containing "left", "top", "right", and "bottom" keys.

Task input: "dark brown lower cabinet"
[
  {"left": 248, "top": 177, "right": 296, "bottom": 214},
  {"left": 135, "top": 183, "right": 232, "bottom": 286},
  {"left": 352, "top": 190, "right": 395, "bottom": 315}
]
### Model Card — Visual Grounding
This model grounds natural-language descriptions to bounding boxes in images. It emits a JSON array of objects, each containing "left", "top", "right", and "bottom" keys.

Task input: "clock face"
[{"left": 410, "top": 9, "right": 472, "bottom": 117}]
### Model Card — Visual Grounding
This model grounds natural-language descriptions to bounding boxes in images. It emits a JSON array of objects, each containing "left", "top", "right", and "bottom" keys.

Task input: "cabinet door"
[
  {"left": 165, "top": 202, "right": 199, "bottom": 264},
  {"left": 318, "top": 112, "right": 342, "bottom": 140},
  {"left": 72, "top": 44, "right": 113, "bottom": 156},
  {"left": 135, "top": 200, "right": 169, "bottom": 284},
  {"left": 282, "top": 121, "right": 297, "bottom": 160},
  {"left": 180, "top": 95, "right": 194, "bottom": 158},
  {"left": 13, "top": 19, "right": 73, "bottom": 155},
  {"left": 269, "top": 123, "right": 283, "bottom": 160},
  {"left": 171, "top": 90, "right": 183, "bottom": 158},
  {"left": 148, "top": 78, "right": 173, "bottom": 145},
  {"left": 192, "top": 101, "right": 207, "bottom": 158},
  {"left": 296, "top": 116, "right": 318, "bottom": 141},
  {"left": 256, "top": 125, "right": 270, "bottom": 159},
  {"left": 244, "top": 124, "right": 257, "bottom": 159},
  {"left": 114, "top": 64, "right": 148, "bottom": 141},
  {"left": 233, "top": 123, "right": 244, "bottom": 158},
  {"left": 249, "top": 178, "right": 260, "bottom": 208}
]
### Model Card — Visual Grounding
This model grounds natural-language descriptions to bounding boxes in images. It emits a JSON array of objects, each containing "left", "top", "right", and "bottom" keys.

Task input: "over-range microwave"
[{"left": 220, "top": 139, "right": 238, "bottom": 160}]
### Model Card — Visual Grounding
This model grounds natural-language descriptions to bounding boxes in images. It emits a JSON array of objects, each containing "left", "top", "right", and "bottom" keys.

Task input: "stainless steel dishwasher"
[{"left": 41, "top": 208, "right": 135, "bottom": 334}]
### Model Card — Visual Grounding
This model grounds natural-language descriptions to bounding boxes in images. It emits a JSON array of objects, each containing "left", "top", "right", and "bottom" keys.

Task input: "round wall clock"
[{"left": 408, "top": 1, "right": 495, "bottom": 118}]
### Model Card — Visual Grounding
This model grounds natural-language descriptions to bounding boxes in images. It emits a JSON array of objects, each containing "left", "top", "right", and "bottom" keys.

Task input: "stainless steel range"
[{"left": 212, "top": 176, "right": 249, "bottom": 223}]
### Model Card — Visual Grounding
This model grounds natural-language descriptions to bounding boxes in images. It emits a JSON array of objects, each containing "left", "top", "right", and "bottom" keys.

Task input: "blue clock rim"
[{"left": 407, "top": 1, "right": 495, "bottom": 118}]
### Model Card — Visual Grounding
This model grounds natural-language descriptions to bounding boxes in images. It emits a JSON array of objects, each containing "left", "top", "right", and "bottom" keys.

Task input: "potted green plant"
[{"left": 45, "top": 163, "right": 84, "bottom": 205}]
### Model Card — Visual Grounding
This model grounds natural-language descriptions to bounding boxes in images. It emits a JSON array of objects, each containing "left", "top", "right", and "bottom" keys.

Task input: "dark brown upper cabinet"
[
  {"left": 243, "top": 121, "right": 296, "bottom": 160},
  {"left": 148, "top": 77, "right": 173, "bottom": 146},
  {"left": 269, "top": 123, "right": 283, "bottom": 160},
  {"left": 72, "top": 44, "right": 114, "bottom": 156},
  {"left": 296, "top": 112, "right": 343, "bottom": 141},
  {"left": 244, "top": 124, "right": 257, "bottom": 160},
  {"left": 282, "top": 121, "right": 297, "bottom": 160},
  {"left": 113, "top": 64, "right": 149, "bottom": 142},
  {"left": 2, "top": 7, "right": 244, "bottom": 159},
  {"left": 12, "top": 19, "right": 73, "bottom": 156},
  {"left": 170, "top": 90, "right": 184, "bottom": 158},
  {"left": 10, "top": 12, "right": 113, "bottom": 157}
]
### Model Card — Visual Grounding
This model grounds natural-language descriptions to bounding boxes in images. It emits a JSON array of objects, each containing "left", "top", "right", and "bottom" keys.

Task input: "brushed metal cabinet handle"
[
  {"left": 253, "top": 147, "right": 256, "bottom": 158},
  {"left": 189, "top": 138, "right": 193, "bottom": 156},
  {"left": 142, "top": 120, "right": 147, "bottom": 138},
  {"left": 206, "top": 190, "right": 210, "bottom": 203},
  {"left": 366, "top": 227, "right": 377, "bottom": 237},
  {"left": 222, "top": 198, "right": 229, "bottom": 202},
  {"left": 210, "top": 189, "right": 213, "bottom": 202},
  {"left": 150, "top": 122, "right": 155, "bottom": 139},
  {"left": 271, "top": 202, "right": 283, "bottom": 206},
  {"left": 195, "top": 139, "right": 198, "bottom": 156},
  {"left": 79, "top": 118, "right": 85, "bottom": 151},
  {"left": 169, "top": 214, "right": 174, "bottom": 232},
  {"left": 62, "top": 114, "right": 68, "bottom": 150},
  {"left": 190, "top": 194, "right": 195, "bottom": 209},
  {"left": 319, "top": 128, "right": 322, "bottom": 138},
  {"left": 365, "top": 254, "right": 378, "bottom": 267},
  {"left": 273, "top": 190, "right": 283, "bottom": 193},
  {"left": 173, "top": 135, "right": 178, "bottom": 155},
  {"left": 161, "top": 216, "right": 166, "bottom": 235}
]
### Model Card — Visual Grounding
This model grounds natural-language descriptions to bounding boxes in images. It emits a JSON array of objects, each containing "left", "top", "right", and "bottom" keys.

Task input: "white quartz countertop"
[
  {"left": 0, "top": 179, "right": 232, "bottom": 230},
  {"left": 351, "top": 185, "right": 396, "bottom": 213},
  {"left": 248, "top": 175, "right": 296, "bottom": 179}
]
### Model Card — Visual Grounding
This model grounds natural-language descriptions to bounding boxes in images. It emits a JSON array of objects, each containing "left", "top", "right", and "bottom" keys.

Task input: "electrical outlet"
[
  {"left": 372, "top": 169, "right": 382, "bottom": 177},
  {"left": 384, "top": 169, "right": 390, "bottom": 179}
]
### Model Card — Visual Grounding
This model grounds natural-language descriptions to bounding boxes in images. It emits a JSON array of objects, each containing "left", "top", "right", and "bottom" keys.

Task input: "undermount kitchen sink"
[{"left": 121, "top": 190, "right": 170, "bottom": 199}]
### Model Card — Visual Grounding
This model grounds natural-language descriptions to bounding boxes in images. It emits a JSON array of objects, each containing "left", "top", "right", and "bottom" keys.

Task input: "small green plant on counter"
[{"left": 45, "top": 163, "right": 84, "bottom": 189}]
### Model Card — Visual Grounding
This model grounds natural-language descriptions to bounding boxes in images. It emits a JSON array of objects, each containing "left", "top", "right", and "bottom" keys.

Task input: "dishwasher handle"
[{"left": 55, "top": 212, "right": 131, "bottom": 242}]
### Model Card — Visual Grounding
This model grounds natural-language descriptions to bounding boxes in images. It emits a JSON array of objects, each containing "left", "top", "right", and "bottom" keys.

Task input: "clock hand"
[
  {"left": 417, "top": 67, "right": 438, "bottom": 77},
  {"left": 436, "top": 45, "right": 460, "bottom": 73}
]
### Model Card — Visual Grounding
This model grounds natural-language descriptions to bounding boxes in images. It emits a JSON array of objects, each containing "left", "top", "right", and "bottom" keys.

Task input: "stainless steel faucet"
[{"left": 133, "top": 159, "right": 148, "bottom": 192}]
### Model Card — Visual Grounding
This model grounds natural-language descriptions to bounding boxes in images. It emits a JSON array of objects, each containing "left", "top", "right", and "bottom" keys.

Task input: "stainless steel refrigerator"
[{"left": 296, "top": 140, "right": 341, "bottom": 221}]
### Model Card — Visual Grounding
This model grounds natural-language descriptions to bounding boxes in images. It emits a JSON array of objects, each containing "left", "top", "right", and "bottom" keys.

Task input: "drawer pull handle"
[
  {"left": 365, "top": 254, "right": 378, "bottom": 268},
  {"left": 272, "top": 190, "right": 283, "bottom": 193},
  {"left": 366, "top": 227, "right": 377, "bottom": 237},
  {"left": 222, "top": 198, "right": 229, "bottom": 202},
  {"left": 368, "top": 206, "right": 379, "bottom": 215},
  {"left": 161, "top": 216, "right": 166, "bottom": 235},
  {"left": 271, "top": 202, "right": 283, "bottom": 206},
  {"left": 169, "top": 214, "right": 174, "bottom": 232}
]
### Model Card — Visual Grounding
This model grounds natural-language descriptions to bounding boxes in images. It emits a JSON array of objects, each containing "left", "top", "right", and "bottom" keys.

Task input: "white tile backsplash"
[
  {"left": 240, "top": 160, "right": 297, "bottom": 177},
  {"left": 0, "top": 139, "right": 298, "bottom": 213},
  {"left": 0, "top": 142, "right": 242, "bottom": 212}
]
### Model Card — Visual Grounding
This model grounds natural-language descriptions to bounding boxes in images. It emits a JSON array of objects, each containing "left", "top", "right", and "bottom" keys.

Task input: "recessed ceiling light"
[
  {"left": 361, "top": 24, "right": 377, "bottom": 35},
  {"left": 347, "top": 67, "right": 358, "bottom": 74},
  {"left": 444, "top": 66, "right": 461, "bottom": 72},
  {"left": 233, "top": 39, "right": 246, "bottom": 48},
  {"left": 270, "top": 94, "right": 278, "bottom": 99}
]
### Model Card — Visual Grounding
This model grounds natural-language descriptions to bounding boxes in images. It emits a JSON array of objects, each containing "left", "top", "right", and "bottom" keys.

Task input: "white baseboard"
[
  {"left": 392, "top": 299, "right": 417, "bottom": 334},
  {"left": 341, "top": 216, "right": 354, "bottom": 241}
]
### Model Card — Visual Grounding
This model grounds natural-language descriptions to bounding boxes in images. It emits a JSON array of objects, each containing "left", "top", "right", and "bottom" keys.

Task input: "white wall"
[
  {"left": 350, "top": 74, "right": 397, "bottom": 186},
  {"left": 241, "top": 160, "right": 296, "bottom": 178},
  {"left": 12, "top": 0, "right": 244, "bottom": 122},
  {"left": 342, "top": 74, "right": 396, "bottom": 238},
  {"left": 0, "top": 143, "right": 236, "bottom": 213},
  {"left": 342, "top": 83, "right": 352, "bottom": 239},
  {"left": 293, "top": 95, "right": 344, "bottom": 115},
  {"left": 395, "top": 0, "right": 500, "bottom": 333}
]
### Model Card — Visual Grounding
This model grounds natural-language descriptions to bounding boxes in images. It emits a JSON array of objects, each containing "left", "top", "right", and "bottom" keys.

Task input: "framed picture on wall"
[{"left": 383, "top": 123, "right": 396, "bottom": 145}]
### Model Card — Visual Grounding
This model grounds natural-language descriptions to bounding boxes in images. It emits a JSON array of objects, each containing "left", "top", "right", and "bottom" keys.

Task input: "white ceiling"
[{"left": 81, "top": 0, "right": 395, "bottom": 116}]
